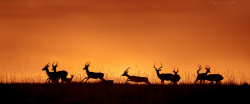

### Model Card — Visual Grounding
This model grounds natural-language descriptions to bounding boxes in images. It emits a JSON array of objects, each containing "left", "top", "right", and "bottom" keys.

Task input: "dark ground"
[{"left": 0, "top": 83, "right": 249, "bottom": 104}]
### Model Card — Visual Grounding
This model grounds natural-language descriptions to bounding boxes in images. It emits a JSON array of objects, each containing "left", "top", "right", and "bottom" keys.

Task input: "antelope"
[
  {"left": 64, "top": 75, "right": 74, "bottom": 83},
  {"left": 51, "top": 62, "right": 68, "bottom": 83},
  {"left": 81, "top": 62, "right": 106, "bottom": 82},
  {"left": 205, "top": 66, "right": 224, "bottom": 84},
  {"left": 154, "top": 63, "right": 174, "bottom": 85},
  {"left": 42, "top": 63, "right": 58, "bottom": 83},
  {"left": 195, "top": 65, "right": 210, "bottom": 84},
  {"left": 122, "top": 67, "right": 151, "bottom": 84},
  {"left": 172, "top": 68, "right": 181, "bottom": 85}
]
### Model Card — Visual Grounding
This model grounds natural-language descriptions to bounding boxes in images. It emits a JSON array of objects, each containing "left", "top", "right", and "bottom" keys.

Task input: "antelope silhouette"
[
  {"left": 81, "top": 62, "right": 105, "bottom": 82},
  {"left": 122, "top": 67, "right": 151, "bottom": 84},
  {"left": 205, "top": 66, "right": 224, "bottom": 84},
  {"left": 42, "top": 63, "right": 57, "bottom": 83},
  {"left": 51, "top": 62, "right": 68, "bottom": 83},
  {"left": 172, "top": 68, "right": 181, "bottom": 85},
  {"left": 195, "top": 65, "right": 210, "bottom": 84},
  {"left": 42, "top": 63, "right": 68, "bottom": 83},
  {"left": 64, "top": 75, "right": 74, "bottom": 83},
  {"left": 154, "top": 63, "right": 174, "bottom": 85}
]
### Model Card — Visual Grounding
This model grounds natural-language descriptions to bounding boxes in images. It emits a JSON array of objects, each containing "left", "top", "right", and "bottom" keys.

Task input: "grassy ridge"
[{"left": 0, "top": 83, "right": 249, "bottom": 103}]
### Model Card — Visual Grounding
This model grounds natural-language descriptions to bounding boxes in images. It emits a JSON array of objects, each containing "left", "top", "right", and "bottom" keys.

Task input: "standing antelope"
[
  {"left": 172, "top": 68, "right": 181, "bottom": 85},
  {"left": 122, "top": 67, "right": 151, "bottom": 84},
  {"left": 51, "top": 62, "right": 68, "bottom": 83},
  {"left": 195, "top": 65, "right": 210, "bottom": 84},
  {"left": 154, "top": 63, "right": 174, "bottom": 85},
  {"left": 81, "top": 62, "right": 105, "bottom": 82},
  {"left": 205, "top": 66, "right": 224, "bottom": 84}
]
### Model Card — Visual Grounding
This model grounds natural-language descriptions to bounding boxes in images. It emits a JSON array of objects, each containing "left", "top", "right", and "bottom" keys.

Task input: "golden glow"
[{"left": 0, "top": 0, "right": 250, "bottom": 84}]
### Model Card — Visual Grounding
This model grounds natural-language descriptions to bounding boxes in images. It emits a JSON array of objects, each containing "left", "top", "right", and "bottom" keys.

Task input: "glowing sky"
[{"left": 0, "top": 0, "right": 249, "bottom": 83}]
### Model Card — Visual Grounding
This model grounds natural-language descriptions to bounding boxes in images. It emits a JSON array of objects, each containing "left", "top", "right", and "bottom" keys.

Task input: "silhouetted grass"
[{"left": 0, "top": 83, "right": 249, "bottom": 103}]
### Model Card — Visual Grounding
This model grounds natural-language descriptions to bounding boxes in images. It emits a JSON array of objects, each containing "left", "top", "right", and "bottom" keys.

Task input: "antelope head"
[
  {"left": 42, "top": 63, "right": 50, "bottom": 70},
  {"left": 205, "top": 65, "right": 211, "bottom": 73},
  {"left": 173, "top": 68, "right": 179, "bottom": 75},
  {"left": 52, "top": 61, "right": 58, "bottom": 71},
  {"left": 154, "top": 63, "right": 163, "bottom": 72},
  {"left": 122, "top": 67, "right": 130, "bottom": 76},
  {"left": 83, "top": 61, "right": 90, "bottom": 70}
]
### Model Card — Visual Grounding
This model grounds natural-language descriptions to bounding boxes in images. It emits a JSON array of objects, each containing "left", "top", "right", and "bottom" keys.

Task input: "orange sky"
[{"left": 0, "top": 0, "right": 250, "bottom": 83}]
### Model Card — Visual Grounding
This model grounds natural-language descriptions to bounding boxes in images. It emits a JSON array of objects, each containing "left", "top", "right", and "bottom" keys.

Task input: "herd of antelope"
[{"left": 42, "top": 62, "right": 224, "bottom": 85}]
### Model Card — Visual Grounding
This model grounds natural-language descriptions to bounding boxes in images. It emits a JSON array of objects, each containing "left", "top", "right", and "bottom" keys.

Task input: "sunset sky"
[{"left": 0, "top": 0, "right": 249, "bottom": 83}]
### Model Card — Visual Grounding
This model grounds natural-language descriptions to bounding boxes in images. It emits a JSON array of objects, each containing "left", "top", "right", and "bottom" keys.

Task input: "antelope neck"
[
  {"left": 53, "top": 68, "right": 57, "bottom": 72},
  {"left": 85, "top": 68, "right": 90, "bottom": 74},
  {"left": 156, "top": 71, "right": 161, "bottom": 77},
  {"left": 205, "top": 71, "right": 209, "bottom": 75},
  {"left": 45, "top": 68, "right": 50, "bottom": 76}
]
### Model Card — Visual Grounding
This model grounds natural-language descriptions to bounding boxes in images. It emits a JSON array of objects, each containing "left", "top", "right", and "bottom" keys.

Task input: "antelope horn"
[
  {"left": 160, "top": 63, "right": 163, "bottom": 68},
  {"left": 46, "top": 63, "right": 50, "bottom": 67},
  {"left": 125, "top": 67, "right": 130, "bottom": 73},
  {"left": 85, "top": 61, "right": 90, "bottom": 66}
]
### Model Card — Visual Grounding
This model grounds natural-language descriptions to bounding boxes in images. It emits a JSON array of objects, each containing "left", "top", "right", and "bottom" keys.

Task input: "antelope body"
[
  {"left": 81, "top": 62, "right": 105, "bottom": 82},
  {"left": 122, "top": 67, "right": 151, "bottom": 84},
  {"left": 205, "top": 74, "right": 223, "bottom": 84}
]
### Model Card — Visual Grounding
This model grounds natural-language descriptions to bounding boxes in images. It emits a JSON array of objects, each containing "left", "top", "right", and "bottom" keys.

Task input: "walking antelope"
[
  {"left": 51, "top": 62, "right": 68, "bottom": 83},
  {"left": 154, "top": 63, "right": 174, "bottom": 85},
  {"left": 122, "top": 67, "right": 151, "bottom": 84},
  {"left": 172, "top": 68, "right": 181, "bottom": 85},
  {"left": 195, "top": 65, "right": 210, "bottom": 84},
  {"left": 81, "top": 62, "right": 105, "bottom": 82},
  {"left": 205, "top": 66, "right": 224, "bottom": 84}
]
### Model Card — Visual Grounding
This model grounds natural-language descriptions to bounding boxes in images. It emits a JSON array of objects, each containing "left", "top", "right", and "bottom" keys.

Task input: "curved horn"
[
  {"left": 159, "top": 63, "right": 163, "bottom": 69},
  {"left": 154, "top": 63, "right": 156, "bottom": 69},
  {"left": 125, "top": 67, "right": 130, "bottom": 72},
  {"left": 85, "top": 61, "right": 90, "bottom": 66},
  {"left": 46, "top": 63, "right": 50, "bottom": 67}
]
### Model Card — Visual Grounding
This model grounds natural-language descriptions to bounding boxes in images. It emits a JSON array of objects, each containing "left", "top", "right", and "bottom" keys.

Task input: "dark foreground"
[{"left": 0, "top": 83, "right": 249, "bottom": 104}]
